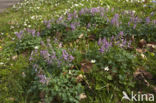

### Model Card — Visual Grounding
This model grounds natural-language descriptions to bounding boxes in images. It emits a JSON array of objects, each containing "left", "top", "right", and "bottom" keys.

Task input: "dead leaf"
[
  {"left": 76, "top": 74, "right": 84, "bottom": 82},
  {"left": 12, "top": 55, "right": 18, "bottom": 60},
  {"left": 88, "top": 34, "right": 96, "bottom": 41},
  {"left": 146, "top": 43, "right": 156, "bottom": 52},
  {"left": 138, "top": 39, "right": 146, "bottom": 48},
  {"left": 134, "top": 68, "right": 153, "bottom": 80},
  {"left": 40, "top": 91, "right": 45, "bottom": 99},
  {"left": 79, "top": 93, "right": 87, "bottom": 100},
  {"left": 79, "top": 34, "right": 84, "bottom": 39},
  {"left": 131, "top": 35, "right": 135, "bottom": 41},
  {"left": 136, "top": 48, "right": 147, "bottom": 53},
  {"left": 80, "top": 60, "right": 93, "bottom": 73}
]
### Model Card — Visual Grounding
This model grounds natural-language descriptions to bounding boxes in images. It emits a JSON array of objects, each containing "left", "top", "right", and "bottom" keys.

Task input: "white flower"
[
  {"left": 28, "top": 25, "right": 31, "bottom": 28},
  {"left": 104, "top": 66, "right": 109, "bottom": 71},
  {"left": 141, "top": 53, "right": 147, "bottom": 60},
  {"left": 31, "top": 16, "right": 35, "bottom": 20},
  {"left": 74, "top": 4, "right": 79, "bottom": 6},
  {"left": 34, "top": 46, "right": 39, "bottom": 49},
  {"left": 132, "top": 10, "right": 136, "bottom": 14},
  {"left": 0, "top": 62, "right": 4, "bottom": 65},
  {"left": 91, "top": 60, "right": 96, "bottom": 63}
]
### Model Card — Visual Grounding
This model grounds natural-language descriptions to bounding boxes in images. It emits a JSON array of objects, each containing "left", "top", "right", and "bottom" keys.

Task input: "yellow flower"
[
  {"left": 0, "top": 46, "right": 2, "bottom": 49},
  {"left": 6, "top": 33, "right": 8, "bottom": 35}
]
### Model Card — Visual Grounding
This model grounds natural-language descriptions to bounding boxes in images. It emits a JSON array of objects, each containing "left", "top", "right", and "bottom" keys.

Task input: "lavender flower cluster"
[
  {"left": 39, "top": 39, "right": 74, "bottom": 67},
  {"left": 98, "top": 31, "right": 132, "bottom": 53},
  {"left": 15, "top": 28, "right": 40, "bottom": 39},
  {"left": 43, "top": 7, "right": 156, "bottom": 34},
  {"left": 32, "top": 64, "right": 49, "bottom": 85}
]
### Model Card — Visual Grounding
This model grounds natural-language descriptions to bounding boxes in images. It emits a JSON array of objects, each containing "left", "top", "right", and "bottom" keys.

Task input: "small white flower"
[
  {"left": 74, "top": 4, "right": 79, "bottom": 6},
  {"left": 34, "top": 46, "right": 39, "bottom": 49},
  {"left": 141, "top": 53, "right": 147, "bottom": 60},
  {"left": 31, "top": 16, "right": 35, "bottom": 20},
  {"left": 104, "top": 66, "right": 109, "bottom": 71},
  {"left": 91, "top": 60, "right": 96, "bottom": 63},
  {"left": 132, "top": 10, "right": 136, "bottom": 14},
  {"left": 28, "top": 25, "right": 31, "bottom": 28},
  {"left": 0, "top": 62, "right": 4, "bottom": 65}
]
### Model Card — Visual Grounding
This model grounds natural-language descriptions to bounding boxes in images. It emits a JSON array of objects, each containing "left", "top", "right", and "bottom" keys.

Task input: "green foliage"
[
  {"left": 84, "top": 47, "right": 137, "bottom": 102},
  {"left": 41, "top": 70, "right": 83, "bottom": 103},
  {"left": 15, "top": 34, "right": 41, "bottom": 53}
]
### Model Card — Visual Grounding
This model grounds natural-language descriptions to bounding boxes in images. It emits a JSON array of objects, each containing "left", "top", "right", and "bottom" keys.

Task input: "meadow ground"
[{"left": 0, "top": 0, "right": 156, "bottom": 103}]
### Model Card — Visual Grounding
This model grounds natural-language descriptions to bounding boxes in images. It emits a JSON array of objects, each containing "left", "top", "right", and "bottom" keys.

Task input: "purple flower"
[
  {"left": 67, "top": 13, "right": 73, "bottom": 20},
  {"left": 79, "top": 9, "right": 85, "bottom": 15},
  {"left": 133, "top": 24, "right": 136, "bottom": 29},
  {"left": 98, "top": 37, "right": 112, "bottom": 53},
  {"left": 37, "top": 32, "right": 40, "bottom": 36},
  {"left": 111, "top": 8, "right": 114, "bottom": 12},
  {"left": 73, "top": 11, "right": 78, "bottom": 18},
  {"left": 98, "top": 38, "right": 102, "bottom": 46},
  {"left": 70, "top": 23, "right": 76, "bottom": 30},
  {"left": 146, "top": 17, "right": 150, "bottom": 24},
  {"left": 31, "top": 29, "right": 36, "bottom": 37},
  {"left": 15, "top": 30, "right": 24, "bottom": 39},
  {"left": 87, "top": 23, "right": 91, "bottom": 28},
  {"left": 62, "top": 50, "right": 74, "bottom": 62},
  {"left": 90, "top": 8, "right": 100, "bottom": 15},
  {"left": 38, "top": 74, "right": 47, "bottom": 84},
  {"left": 62, "top": 50, "right": 69, "bottom": 60},
  {"left": 40, "top": 50, "right": 50, "bottom": 61},
  {"left": 41, "top": 41, "right": 46, "bottom": 47},
  {"left": 128, "top": 21, "right": 131, "bottom": 26},
  {"left": 69, "top": 55, "right": 74, "bottom": 62},
  {"left": 152, "top": 20, "right": 156, "bottom": 24},
  {"left": 119, "top": 31, "right": 124, "bottom": 37},
  {"left": 111, "top": 14, "right": 119, "bottom": 27},
  {"left": 47, "top": 23, "right": 51, "bottom": 29}
]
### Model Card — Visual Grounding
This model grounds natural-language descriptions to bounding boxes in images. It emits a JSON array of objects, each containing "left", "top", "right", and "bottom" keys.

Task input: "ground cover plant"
[{"left": 0, "top": 0, "right": 156, "bottom": 103}]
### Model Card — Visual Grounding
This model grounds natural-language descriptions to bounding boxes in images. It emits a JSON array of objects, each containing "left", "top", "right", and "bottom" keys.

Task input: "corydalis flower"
[
  {"left": 98, "top": 37, "right": 112, "bottom": 53},
  {"left": 37, "top": 74, "right": 47, "bottom": 84},
  {"left": 62, "top": 50, "right": 74, "bottom": 62},
  {"left": 146, "top": 17, "right": 150, "bottom": 24},
  {"left": 111, "top": 14, "right": 119, "bottom": 27},
  {"left": 40, "top": 50, "right": 50, "bottom": 61},
  {"left": 15, "top": 30, "right": 24, "bottom": 39}
]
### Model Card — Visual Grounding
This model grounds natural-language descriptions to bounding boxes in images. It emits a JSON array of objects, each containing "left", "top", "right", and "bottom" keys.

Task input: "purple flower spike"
[
  {"left": 62, "top": 50, "right": 69, "bottom": 61},
  {"left": 98, "top": 38, "right": 102, "bottom": 46},
  {"left": 47, "top": 23, "right": 51, "bottom": 29},
  {"left": 40, "top": 50, "right": 50, "bottom": 61},
  {"left": 15, "top": 30, "right": 24, "bottom": 39},
  {"left": 38, "top": 74, "right": 47, "bottom": 84},
  {"left": 31, "top": 29, "right": 36, "bottom": 37},
  {"left": 37, "top": 32, "right": 40, "bottom": 36},
  {"left": 146, "top": 17, "right": 150, "bottom": 24},
  {"left": 119, "top": 31, "right": 124, "bottom": 37},
  {"left": 69, "top": 55, "right": 74, "bottom": 61},
  {"left": 111, "top": 14, "right": 119, "bottom": 27},
  {"left": 133, "top": 24, "right": 136, "bottom": 29},
  {"left": 98, "top": 37, "right": 112, "bottom": 53},
  {"left": 70, "top": 23, "right": 76, "bottom": 30},
  {"left": 79, "top": 9, "right": 85, "bottom": 15}
]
